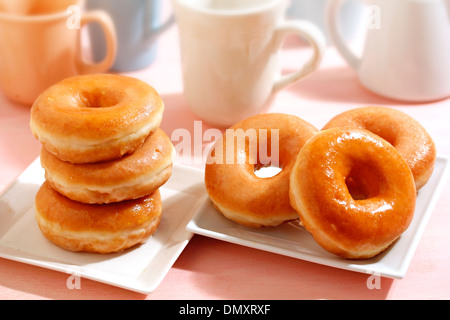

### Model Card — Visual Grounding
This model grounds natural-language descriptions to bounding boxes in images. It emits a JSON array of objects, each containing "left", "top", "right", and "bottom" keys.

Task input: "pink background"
[{"left": 1, "top": 2, "right": 449, "bottom": 300}]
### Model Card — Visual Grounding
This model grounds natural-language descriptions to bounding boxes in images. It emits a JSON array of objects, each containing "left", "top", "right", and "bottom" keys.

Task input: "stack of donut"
[
  {"left": 30, "top": 74, "right": 175, "bottom": 254},
  {"left": 205, "top": 107, "right": 436, "bottom": 259}
]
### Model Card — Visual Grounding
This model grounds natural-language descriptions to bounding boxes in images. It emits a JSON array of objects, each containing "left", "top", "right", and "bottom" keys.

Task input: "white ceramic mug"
[
  {"left": 326, "top": 0, "right": 450, "bottom": 102},
  {"left": 172, "top": 0, "right": 326, "bottom": 127}
]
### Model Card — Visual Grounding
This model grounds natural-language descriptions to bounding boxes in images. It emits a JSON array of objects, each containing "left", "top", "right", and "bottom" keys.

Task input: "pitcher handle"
[{"left": 326, "top": 0, "right": 361, "bottom": 70}]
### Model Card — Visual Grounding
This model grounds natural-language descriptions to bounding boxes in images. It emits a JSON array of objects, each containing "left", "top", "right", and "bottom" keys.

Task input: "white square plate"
[
  {"left": 0, "top": 158, "right": 207, "bottom": 294},
  {"left": 187, "top": 155, "right": 450, "bottom": 279}
]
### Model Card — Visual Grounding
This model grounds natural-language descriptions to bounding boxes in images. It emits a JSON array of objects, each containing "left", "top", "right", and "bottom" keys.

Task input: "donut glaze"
[
  {"left": 205, "top": 113, "right": 318, "bottom": 227},
  {"left": 40, "top": 128, "right": 174, "bottom": 204},
  {"left": 35, "top": 182, "right": 162, "bottom": 254},
  {"left": 289, "top": 128, "right": 416, "bottom": 259},
  {"left": 30, "top": 74, "right": 164, "bottom": 163},
  {"left": 323, "top": 106, "right": 436, "bottom": 190}
]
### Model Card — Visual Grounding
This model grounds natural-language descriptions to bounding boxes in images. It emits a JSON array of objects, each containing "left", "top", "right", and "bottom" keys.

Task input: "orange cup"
[{"left": 0, "top": 0, "right": 117, "bottom": 105}]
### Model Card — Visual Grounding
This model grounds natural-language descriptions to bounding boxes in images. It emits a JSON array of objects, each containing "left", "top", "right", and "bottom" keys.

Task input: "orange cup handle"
[{"left": 78, "top": 10, "right": 117, "bottom": 74}]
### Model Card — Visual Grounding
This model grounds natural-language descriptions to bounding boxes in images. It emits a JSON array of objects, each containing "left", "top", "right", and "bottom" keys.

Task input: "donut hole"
[
  {"left": 79, "top": 89, "right": 123, "bottom": 108},
  {"left": 345, "top": 162, "right": 385, "bottom": 200},
  {"left": 253, "top": 164, "right": 282, "bottom": 178},
  {"left": 227, "top": 128, "right": 283, "bottom": 179},
  {"left": 252, "top": 134, "right": 283, "bottom": 178}
]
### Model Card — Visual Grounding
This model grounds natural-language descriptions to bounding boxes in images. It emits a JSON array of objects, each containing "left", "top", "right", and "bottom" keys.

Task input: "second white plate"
[{"left": 187, "top": 155, "right": 450, "bottom": 279}]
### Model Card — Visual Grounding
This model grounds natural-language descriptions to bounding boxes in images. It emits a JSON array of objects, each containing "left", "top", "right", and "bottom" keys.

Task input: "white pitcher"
[{"left": 326, "top": 0, "right": 450, "bottom": 102}]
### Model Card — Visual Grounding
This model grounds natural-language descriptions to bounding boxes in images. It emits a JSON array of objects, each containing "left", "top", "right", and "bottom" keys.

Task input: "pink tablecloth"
[{"left": 1, "top": 13, "right": 449, "bottom": 300}]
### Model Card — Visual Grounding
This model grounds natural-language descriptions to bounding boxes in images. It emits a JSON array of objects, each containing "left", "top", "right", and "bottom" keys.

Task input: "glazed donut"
[
  {"left": 40, "top": 128, "right": 174, "bottom": 204},
  {"left": 323, "top": 106, "right": 436, "bottom": 190},
  {"left": 289, "top": 128, "right": 416, "bottom": 259},
  {"left": 35, "top": 182, "right": 162, "bottom": 254},
  {"left": 205, "top": 113, "right": 318, "bottom": 228},
  {"left": 30, "top": 74, "right": 164, "bottom": 164}
]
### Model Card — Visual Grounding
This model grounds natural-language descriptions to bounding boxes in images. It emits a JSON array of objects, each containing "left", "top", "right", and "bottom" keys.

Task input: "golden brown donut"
[
  {"left": 40, "top": 128, "right": 174, "bottom": 204},
  {"left": 30, "top": 74, "right": 164, "bottom": 164},
  {"left": 205, "top": 113, "right": 318, "bottom": 228},
  {"left": 35, "top": 181, "right": 162, "bottom": 254},
  {"left": 289, "top": 128, "right": 416, "bottom": 259},
  {"left": 323, "top": 106, "right": 436, "bottom": 190}
]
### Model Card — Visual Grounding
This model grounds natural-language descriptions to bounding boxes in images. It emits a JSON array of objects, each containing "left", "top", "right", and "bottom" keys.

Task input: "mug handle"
[
  {"left": 272, "top": 20, "right": 326, "bottom": 92},
  {"left": 144, "top": 2, "right": 175, "bottom": 45},
  {"left": 148, "top": 14, "right": 175, "bottom": 38},
  {"left": 78, "top": 10, "right": 117, "bottom": 74},
  {"left": 325, "top": 0, "right": 361, "bottom": 70}
]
